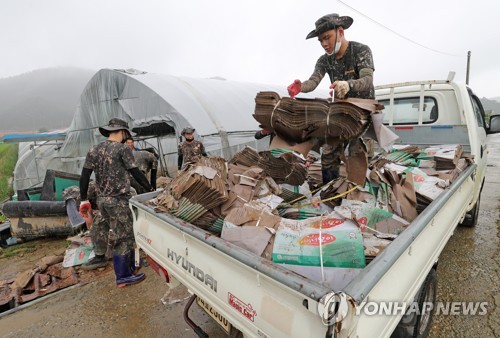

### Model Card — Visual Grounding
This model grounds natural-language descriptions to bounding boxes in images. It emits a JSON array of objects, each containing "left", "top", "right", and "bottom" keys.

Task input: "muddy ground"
[
  {"left": 0, "top": 136, "right": 498, "bottom": 338},
  {"left": 0, "top": 239, "right": 225, "bottom": 338}
]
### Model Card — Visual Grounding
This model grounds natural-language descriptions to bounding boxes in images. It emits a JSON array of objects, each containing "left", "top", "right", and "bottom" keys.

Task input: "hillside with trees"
[
  {"left": 0, "top": 67, "right": 96, "bottom": 133},
  {"left": 480, "top": 97, "right": 500, "bottom": 115}
]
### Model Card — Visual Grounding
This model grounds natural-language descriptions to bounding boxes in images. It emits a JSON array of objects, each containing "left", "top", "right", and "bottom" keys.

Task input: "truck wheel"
[
  {"left": 459, "top": 196, "right": 480, "bottom": 227},
  {"left": 391, "top": 269, "right": 437, "bottom": 338}
]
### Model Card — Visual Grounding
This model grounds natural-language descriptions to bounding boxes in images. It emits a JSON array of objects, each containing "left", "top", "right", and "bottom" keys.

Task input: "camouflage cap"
[
  {"left": 306, "top": 13, "right": 353, "bottom": 39},
  {"left": 181, "top": 126, "right": 195, "bottom": 135},
  {"left": 99, "top": 118, "right": 135, "bottom": 137}
]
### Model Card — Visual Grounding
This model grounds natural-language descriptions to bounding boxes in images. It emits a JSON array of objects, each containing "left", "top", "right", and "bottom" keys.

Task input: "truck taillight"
[{"left": 146, "top": 255, "right": 170, "bottom": 283}]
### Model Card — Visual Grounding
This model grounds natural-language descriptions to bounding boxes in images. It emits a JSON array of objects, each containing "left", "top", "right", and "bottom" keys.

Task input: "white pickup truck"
[{"left": 130, "top": 78, "right": 500, "bottom": 338}]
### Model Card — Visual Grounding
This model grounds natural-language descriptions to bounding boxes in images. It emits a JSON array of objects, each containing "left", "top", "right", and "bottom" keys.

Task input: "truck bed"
[{"left": 130, "top": 164, "right": 476, "bottom": 337}]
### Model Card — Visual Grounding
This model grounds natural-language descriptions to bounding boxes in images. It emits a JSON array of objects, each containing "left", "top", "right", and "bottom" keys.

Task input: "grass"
[
  {"left": 0, "top": 238, "right": 69, "bottom": 259},
  {"left": 0, "top": 242, "right": 38, "bottom": 258},
  {"left": 0, "top": 143, "right": 18, "bottom": 201}
]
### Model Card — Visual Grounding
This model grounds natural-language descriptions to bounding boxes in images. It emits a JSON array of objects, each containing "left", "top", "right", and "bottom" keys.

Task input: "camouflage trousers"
[
  {"left": 96, "top": 196, "right": 134, "bottom": 256},
  {"left": 321, "top": 143, "right": 343, "bottom": 174},
  {"left": 89, "top": 210, "right": 108, "bottom": 256},
  {"left": 321, "top": 137, "right": 367, "bottom": 183}
]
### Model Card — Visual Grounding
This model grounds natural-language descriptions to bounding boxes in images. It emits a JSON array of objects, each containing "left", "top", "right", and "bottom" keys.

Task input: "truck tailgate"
[{"left": 130, "top": 191, "right": 333, "bottom": 337}]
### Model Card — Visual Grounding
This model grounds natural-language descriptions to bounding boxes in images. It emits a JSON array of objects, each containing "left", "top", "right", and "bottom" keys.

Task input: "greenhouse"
[{"left": 11, "top": 68, "right": 327, "bottom": 192}]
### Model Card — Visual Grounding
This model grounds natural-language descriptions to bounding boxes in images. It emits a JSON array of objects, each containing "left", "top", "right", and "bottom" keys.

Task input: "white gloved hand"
[{"left": 332, "top": 80, "right": 350, "bottom": 99}]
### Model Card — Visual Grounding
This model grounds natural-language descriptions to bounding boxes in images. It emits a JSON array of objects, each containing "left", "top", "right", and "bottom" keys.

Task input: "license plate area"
[{"left": 196, "top": 296, "right": 232, "bottom": 334}]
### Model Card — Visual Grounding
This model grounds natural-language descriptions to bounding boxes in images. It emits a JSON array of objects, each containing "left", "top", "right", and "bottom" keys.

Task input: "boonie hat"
[
  {"left": 181, "top": 126, "right": 196, "bottom": 135},
  {"left": 99, "top": 118, "right": 135, "bottom": 137},
  {"left": 306, "top": 13, "right": 353, "bottom": 39}
]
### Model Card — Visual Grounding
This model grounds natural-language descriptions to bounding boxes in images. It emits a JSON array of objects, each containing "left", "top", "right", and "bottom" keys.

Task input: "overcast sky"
[{"left": 1, "top": 0, "right": 499, "bottom": 98}]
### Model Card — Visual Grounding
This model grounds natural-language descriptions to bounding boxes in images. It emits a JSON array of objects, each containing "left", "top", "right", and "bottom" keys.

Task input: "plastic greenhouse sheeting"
[{"left": 13, "top": 68, "right": 328, "bottom": 191}]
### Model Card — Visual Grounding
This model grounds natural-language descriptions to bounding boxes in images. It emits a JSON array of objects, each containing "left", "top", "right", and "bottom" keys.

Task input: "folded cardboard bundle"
[
  {"left": 230, "top": 145, "right": 308, "bottom": 186},
  {"left": 420, "top": 144, "right": 463, "bottom": 170},
  {"left": 258, "top": 150, "right": 307, "bottom": 185},
  {"left": 253, "top": 91, "right": 383, "bottom": 144},
  {"left": 158, "top": 157, "right": 229, "bottom": 223}
]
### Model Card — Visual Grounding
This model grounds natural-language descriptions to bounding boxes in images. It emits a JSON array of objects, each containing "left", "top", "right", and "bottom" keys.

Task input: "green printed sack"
[{"left": 272, "top": 219, "right": 365, "bottom": 268}]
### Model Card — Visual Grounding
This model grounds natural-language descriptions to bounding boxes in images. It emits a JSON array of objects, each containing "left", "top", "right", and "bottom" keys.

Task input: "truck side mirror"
[{"left": 487, "top": 115, "right": 500, "bottom": 134}]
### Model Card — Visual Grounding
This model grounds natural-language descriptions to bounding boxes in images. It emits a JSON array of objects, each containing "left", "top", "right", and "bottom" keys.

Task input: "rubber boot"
[
  {"left": 81, "top": 254, "right": 108, "bottom": 271},
  {"left": 113, "top": 252, "right": 145, "bottom": 288}
]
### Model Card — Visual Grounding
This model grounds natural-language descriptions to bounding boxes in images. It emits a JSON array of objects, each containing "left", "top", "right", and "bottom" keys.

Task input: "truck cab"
[{"left": 376, "top": 79, "right": 499, "bottom": 227}]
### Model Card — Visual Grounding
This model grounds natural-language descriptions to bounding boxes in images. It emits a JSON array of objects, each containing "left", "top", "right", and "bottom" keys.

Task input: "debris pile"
[
  {"left": 147, "top": 142, "right": 470, "bottom": 273},
  {"left": 0, "top": 255, "right": 79, "bottom": 311}
]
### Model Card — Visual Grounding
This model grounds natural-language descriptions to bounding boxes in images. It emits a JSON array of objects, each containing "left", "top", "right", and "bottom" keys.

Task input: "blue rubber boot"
[{"left": 113, "top": 252, "right": 145, "bottom": 288}]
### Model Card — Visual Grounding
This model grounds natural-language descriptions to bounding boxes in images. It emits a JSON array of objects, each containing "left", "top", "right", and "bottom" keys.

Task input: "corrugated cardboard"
[{"left": 269, "top": 135, "right": 315, "bottom": 158}]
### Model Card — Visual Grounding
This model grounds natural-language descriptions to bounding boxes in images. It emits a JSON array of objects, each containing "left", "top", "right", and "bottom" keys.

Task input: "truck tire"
[
  {"left": 459, "top": 196, "right": 480, "bottom": 227},
  {"left": 391, "top": 269, "right": 437, "bottom": 338}
]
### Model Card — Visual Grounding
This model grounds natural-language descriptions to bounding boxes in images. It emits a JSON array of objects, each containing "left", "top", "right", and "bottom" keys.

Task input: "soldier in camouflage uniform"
[
  {"left": 130, "top": 150, "right": 158, "bottom": 194},
  {"left": 64, "top": 183, "right": 111, "bottom": 265},
  {"left": 130, "top": 149, "right": 158, "bottom": 194},
  {"left": 79, "top": 118, "right": 153, "bottom": 288},
  {"left": 125, "top": 137, "right": 139, "bottom": 151},
  {"left": 125, "top": 137, "right": 158, "bottom": 193},
  {"left": 287, "top": 13, "right": 374, "bottom": 185},
  {"left": 177, "top": 126, "right": 207, "bottom": 170}
]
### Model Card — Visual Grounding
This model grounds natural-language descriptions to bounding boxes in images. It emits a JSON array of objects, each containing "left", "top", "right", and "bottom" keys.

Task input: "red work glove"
[
  {"left": 287, "top": 79, "right": 302, "bottom": 98},
  {"left": 79, "top": 200, "right": 92, "bottom": 217}
]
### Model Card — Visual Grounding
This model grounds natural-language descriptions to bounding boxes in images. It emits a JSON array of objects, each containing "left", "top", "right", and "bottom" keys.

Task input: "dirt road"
[{"left": 429, "top": 133, "right": 500, "bottom": 338}]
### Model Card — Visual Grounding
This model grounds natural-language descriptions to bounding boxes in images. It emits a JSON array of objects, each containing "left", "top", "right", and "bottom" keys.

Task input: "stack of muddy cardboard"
[
  {"left": 252, "top": 91, "right": 398, "bottom": 186},
  {"left": 253, "top": 92, "right": 379, "bottom": 143},
  {"left": 418, "top": 144, "right": 471, "bottom": 182},
  {"left": 229, "top": 146, "right": 307, "bottom": 186},
  {"left": 369, "top": 144, "right": 471, "bottom": 213},
  {"left": 0, "top": 255, "right": 78, "bottom": 309},
  {"left": 143, "top": 141, "right": 474, "bottom": 289},
  {"left": 168, "top": 156, "right": 228, "bottom": 224},
  {"left": 143, "top": 92, "right": 474, "bottom": 288}
]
